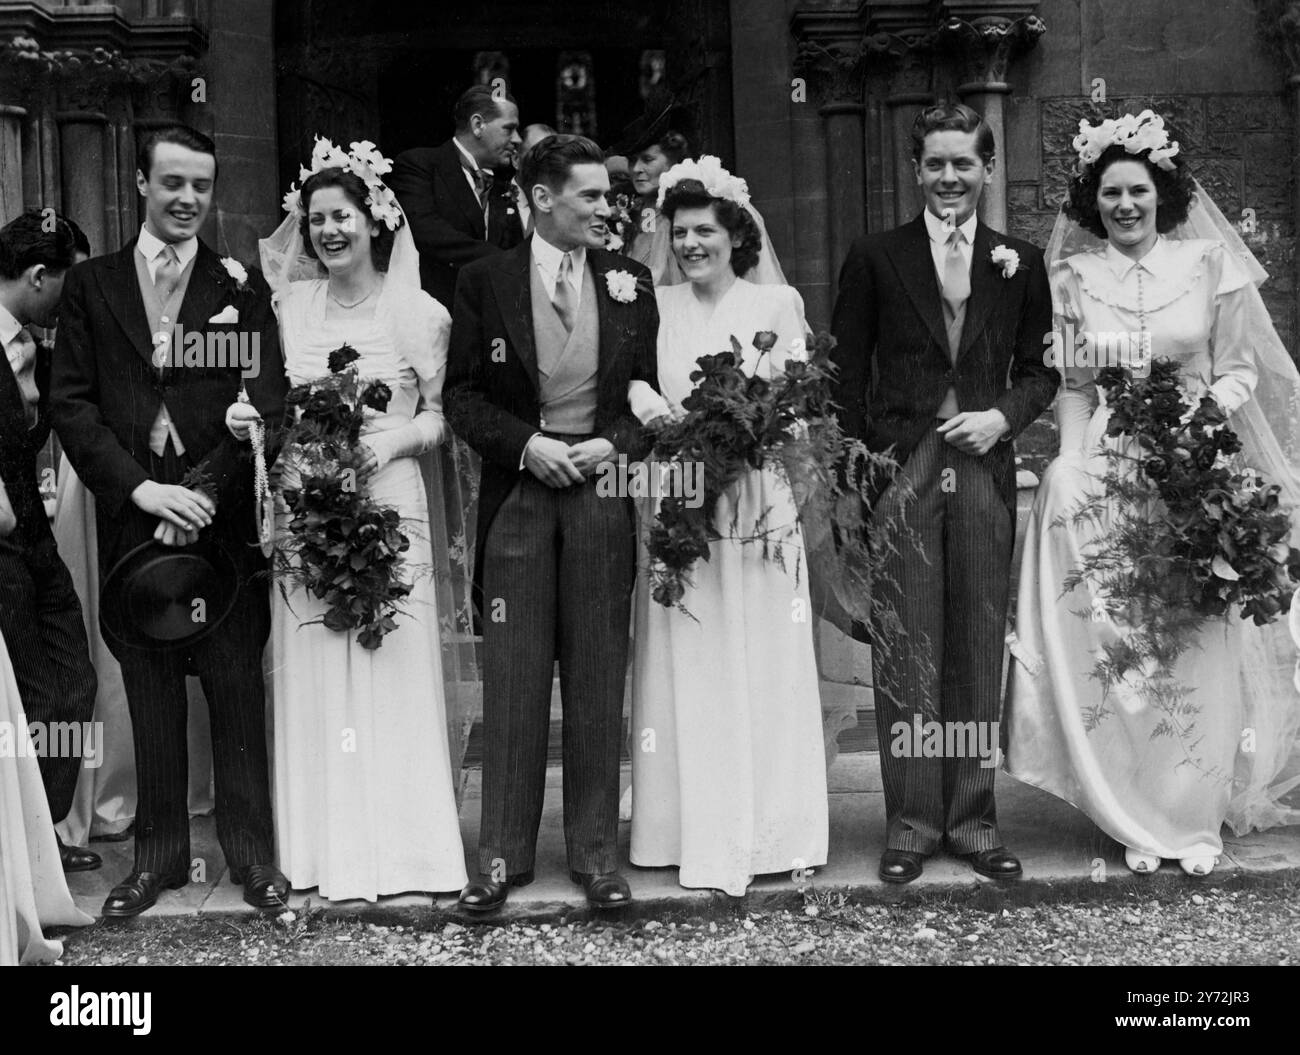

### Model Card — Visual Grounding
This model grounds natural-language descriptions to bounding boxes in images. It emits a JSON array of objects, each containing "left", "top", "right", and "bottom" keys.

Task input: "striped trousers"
[
  {"left": 870, "top": 426, "right": 1012, "bottom": 855},
  {"left": 477, "top": 466, "right": 635, "bottom": 877},
  {"left": 112, "top": 584, "right": 273, "bottom": 875},
  {"left": 0, "top": 547, "right": 97, "bottom": 824}
]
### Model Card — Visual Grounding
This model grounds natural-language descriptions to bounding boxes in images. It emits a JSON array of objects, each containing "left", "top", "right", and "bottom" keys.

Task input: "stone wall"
[{"left": 204, "top": 0, "right": 279, "bottom": 264}]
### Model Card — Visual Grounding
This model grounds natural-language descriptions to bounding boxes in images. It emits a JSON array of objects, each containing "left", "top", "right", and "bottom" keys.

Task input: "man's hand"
[
  {"left": 567, "top": 437, "right": 616, "bottom": 478},
  {"left": 937, "top": 409, "right": 1010, "bottom": 456},
  {"left": 523, "top": 436, "right": 585, "bottom": 488},
  {"left": 224, "top": 401, "right": 262, "bottom": 442},
  {"left": 154, "top": 520, "right": 200, "bottom": 547},
  {"left": 131, "top": 480, "right": 215, "bottom": 532}
]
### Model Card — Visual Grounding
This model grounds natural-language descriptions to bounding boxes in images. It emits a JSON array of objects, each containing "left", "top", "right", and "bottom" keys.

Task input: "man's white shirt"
[{"left": 923, "top": 207, "right": 977, "bottom": 280}]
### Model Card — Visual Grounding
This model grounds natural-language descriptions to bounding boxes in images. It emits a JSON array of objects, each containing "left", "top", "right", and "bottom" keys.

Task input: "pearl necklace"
[{"left": 328, "top": 285, "right": 377, "bottom": 309}]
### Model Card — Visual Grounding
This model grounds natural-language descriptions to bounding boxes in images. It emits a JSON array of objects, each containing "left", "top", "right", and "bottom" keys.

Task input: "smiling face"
[
  {"left": 533, "top": 162, "right": 611, "bottom": 250},
  {"left": 914, "top": 129, "right": 993, "bottom": 227},
  {"left": 137, "top": 142, "right": 215, "bottom": 243},
  {"left": 670, "top": 203, "right": 740, "bottom": 286},
  {"left": 631, "top": 144, "right": 672, "bottom": 201},
  {"left": 1096, "top": 158, "right": 1161, "bottom": 258},
  {"left": 306, "top": 184, "right": 379, "bottom": 275}
]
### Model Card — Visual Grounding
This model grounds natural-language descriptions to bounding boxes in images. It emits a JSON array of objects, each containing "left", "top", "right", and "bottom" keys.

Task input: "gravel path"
[{"left": 51, "top": 880, "right": 1299, "bottom": 966}]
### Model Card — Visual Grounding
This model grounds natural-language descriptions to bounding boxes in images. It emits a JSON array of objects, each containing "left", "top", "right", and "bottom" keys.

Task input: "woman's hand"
[
  {"left": 225, "top": 401, "right": 262, "bottom": 442},
  {"left": 355, "top": 443, "right": 380, "bottom": 483},
  {"left": 645, "top": 401, "right": 687, "bottom": 431}
]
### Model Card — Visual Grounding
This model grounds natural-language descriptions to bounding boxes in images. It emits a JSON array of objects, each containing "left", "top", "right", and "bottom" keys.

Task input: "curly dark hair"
[
  {"left": 298, "top": 167, "right": 398, "bottom": 272},
  {"left": 1065, "top": 144, "right": 1195, "bottom": 238},
  {"left": 910, "top": 102, "right": 996, "bottom": 164},
  {"left": 660, "top": 179, "right": 762, "bottom": 278}
]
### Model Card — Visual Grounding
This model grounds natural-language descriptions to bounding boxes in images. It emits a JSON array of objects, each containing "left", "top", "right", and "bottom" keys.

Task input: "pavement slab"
[{"left": 66, "top": 751, "right": 1300, "bottom": 922}]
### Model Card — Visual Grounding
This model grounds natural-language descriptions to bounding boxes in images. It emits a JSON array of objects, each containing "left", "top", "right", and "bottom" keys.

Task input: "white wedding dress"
[
  {"left": 0, "top": 628, "right": 93, "bottom": 964},
  {"left": 1005, "top": 238, "right": 1300, "bottom": 858},
  {"left": 271, "top": 279, "right": 467, "bottom": 901},
  {"left": 628, "top": 278, "right": 828, "bottom": 895}
]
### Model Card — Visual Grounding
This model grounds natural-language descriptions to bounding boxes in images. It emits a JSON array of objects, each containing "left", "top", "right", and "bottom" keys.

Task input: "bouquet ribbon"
[{"left": 240, "top": 388, "right": 275, "bottom": 557}]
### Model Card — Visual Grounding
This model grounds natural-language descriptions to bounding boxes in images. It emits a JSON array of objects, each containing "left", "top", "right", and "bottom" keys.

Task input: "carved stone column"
[
  {"left": 792, "top": 7, "right": 870, "bottom": 294},
  {"left": 0, "top": 103, "right": 27, "bottom": 225},
  {"left": 0, "top": 41, "right": 41, "bottom": 223},
  {"left": 938, "top": 4, "right": 1045, "bottom": 232},
  {"left": 866, "top": 26, "right": 937, "bottom": 226},
  {"left": 799, "top": 43, "right": 869, "bottom": 283},
  {"left": 56, "top": 77, "right": 112, "bottom": 255},
  {"left": 18, "top": 76, "right": 62, "bottom": 220}
]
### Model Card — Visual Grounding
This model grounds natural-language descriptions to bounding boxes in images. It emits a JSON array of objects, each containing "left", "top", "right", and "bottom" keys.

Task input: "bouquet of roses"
[
  {"left": 275, "top": 344, "right": 412, "bottom": 649},
  {"left": 645, "top": 330, "right": 898, "bottom": 619},
  {"left": 1064, "top": 357, "right": 1300, "bottom": 736}
]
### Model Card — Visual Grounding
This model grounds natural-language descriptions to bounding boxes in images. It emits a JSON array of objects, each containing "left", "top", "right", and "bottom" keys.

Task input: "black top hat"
[{"left": 100, "top": 538, "right": 241, "bottom": 652}]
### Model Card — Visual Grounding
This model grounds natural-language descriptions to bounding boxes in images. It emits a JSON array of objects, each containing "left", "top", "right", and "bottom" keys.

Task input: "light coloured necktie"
[
  {"left": 155, "top": 243, "right": 180, "bottom": 301},
  {"left": 10, "top": 327, "right": 40, "bottom": 426},
  {"left": 553, "top": 252, "right": 576, "bottom": 333},
  {"left": 941, "top": 229, "right": 970, "bottom": 317}
]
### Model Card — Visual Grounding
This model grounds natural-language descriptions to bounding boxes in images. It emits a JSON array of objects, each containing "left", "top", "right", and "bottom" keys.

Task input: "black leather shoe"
[
  {"left": 570, "top": 870, "right": 633, "bottom": 909},
  {"left": 230, "top": 864, "right": 290, "bottom": 910},
  {"left": 101, "top": 870, "right": 187, "bottom": 918},
  {"left": 58, "top": 838, "right": 102, "bottom": 873},
  {"left": 879, "top": 849, "right": 925, "bottom": 884},
  {"left": 963, "top": 846, "right": 1023, "bottom": 880},
  {"left": 458, "top": 869, "right": 534, "bottom": 914}
]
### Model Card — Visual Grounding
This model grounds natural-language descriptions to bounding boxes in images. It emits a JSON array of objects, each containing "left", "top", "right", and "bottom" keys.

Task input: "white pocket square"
[{"left": 208, "top": 305, "right": 240, "bottom": 324}]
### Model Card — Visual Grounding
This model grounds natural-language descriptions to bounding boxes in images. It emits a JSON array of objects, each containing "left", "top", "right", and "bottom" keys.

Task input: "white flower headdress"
[
  {"left": 1072, "top": 110, "right": 1181, "bottom": 173},
  {"left": 281, "top": 137, "right": 402, "bottom": 231},
  {"left": 656, "top": 155, "right": 751, "bottom": 210}
]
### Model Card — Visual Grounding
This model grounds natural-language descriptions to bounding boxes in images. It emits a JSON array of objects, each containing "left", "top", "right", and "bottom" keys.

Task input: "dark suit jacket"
[
  {"left": 0, "top": 335, "right": 56, "bottom": 569},
  {"left": 49, "top": 239, "right": 287, "bottom": 576},
  {"left": 829, "top": 213, "right": 1057, "bottom": 513},
  {"left": 444, "top": 241, "right": 659, "bottom": 618},
  {"left": 388, "top": 139, "right": 523, "bottom": 309}
]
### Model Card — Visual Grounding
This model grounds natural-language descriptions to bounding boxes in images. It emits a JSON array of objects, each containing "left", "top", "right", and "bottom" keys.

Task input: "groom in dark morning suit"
[
  {"left": 50, "top": 125, "right": 289, "bottom": 917},
  {"left": 830, "top": 104, "right": 1056, "bottom": 884},
  {"left": 388, "top": 85, "right": 525, "bottom": 310},
  {"left": 445, "top": 134, "right": 659, "bottom": 912}
]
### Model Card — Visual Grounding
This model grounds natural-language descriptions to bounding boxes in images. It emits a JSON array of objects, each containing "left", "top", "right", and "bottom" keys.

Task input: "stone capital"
[
  {"left": 937, "top": 6, "right": 1045, "bottom": 92},
  {"left": 791, "top": 6, "right": 870, "bottom": 110},
  {"left": 864, "top": 26, "right": 939, "bottom": 102}
]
